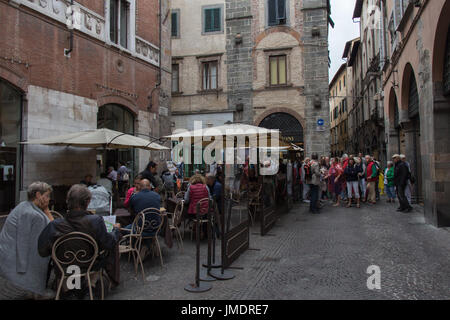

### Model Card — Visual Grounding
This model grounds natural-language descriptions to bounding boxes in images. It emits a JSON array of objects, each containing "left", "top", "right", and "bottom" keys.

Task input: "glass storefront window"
[{"left": 0, "top": 80, "right": 22, "bottom": 214}]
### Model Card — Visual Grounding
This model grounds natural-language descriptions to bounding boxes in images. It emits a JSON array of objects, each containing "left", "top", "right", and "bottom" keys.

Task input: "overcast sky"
[{"left": 328, "top": 0, "right": 360, "bottom": 83}]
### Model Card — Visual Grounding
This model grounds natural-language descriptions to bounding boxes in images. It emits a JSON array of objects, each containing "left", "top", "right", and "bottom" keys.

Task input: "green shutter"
[
  {"left": 171, "top": 12, "right": 178, "bottom": 37},
  {"left": 205, "top": 9, "right": 213, "bottom": 32},
  {"left": 213, "top": 8, "right": 221, "bottom": 31}
]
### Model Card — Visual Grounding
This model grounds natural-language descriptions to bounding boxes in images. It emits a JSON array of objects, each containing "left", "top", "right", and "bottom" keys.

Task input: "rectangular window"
[
  {"left": 268, "top": 0, "right": 286, "bottom": 26},
  {"left": 269, "top": 55, "right": 287, "bottom": 86},
  {"left": 110, "top": 0, "right": 129, "bottom": 48},
  {"left": 171, "top": 11, "right": 179, "bottom": 37},
  {"left": 202, "top": 61, "right": 218, "bottom": 90},
  {"left": 172, "top": 64, "right": 179, "bottom": 93},
  {"left": 204, "top": 7, "right": 221, "bottom": 33}
]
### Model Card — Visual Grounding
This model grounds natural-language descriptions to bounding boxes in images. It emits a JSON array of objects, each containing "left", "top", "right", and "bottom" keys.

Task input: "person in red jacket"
[
  {"left": 184, "top": 174, "right": 211, "bottom": 216},
  {"left": 365, "top": 155, "right": 378, "bottom": 204}
]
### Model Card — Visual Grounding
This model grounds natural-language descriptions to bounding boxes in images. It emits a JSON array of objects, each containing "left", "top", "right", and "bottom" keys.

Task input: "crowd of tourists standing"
[{"left": 296, "top": 153, "right": 415, "bottom": 214}]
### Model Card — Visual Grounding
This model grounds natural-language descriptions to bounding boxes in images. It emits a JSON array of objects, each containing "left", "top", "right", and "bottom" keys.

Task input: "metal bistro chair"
[
  {"left": 140, "top": 208, "right": 165, "bottom": 267},
  {"left": 119, "top": 212, "right": 146, "bottom": 280},
  {"left": 52, "top": 232, "right": 104, "bottom": 300},
  {"left": 50, "top": 210, "right": 64, "bottom": 220},
  {"left": 187, "top": 198, "right": 210, "bottom": 241},
  {"left": 168, "top": 200, "right": 184, "bottom": 251}
]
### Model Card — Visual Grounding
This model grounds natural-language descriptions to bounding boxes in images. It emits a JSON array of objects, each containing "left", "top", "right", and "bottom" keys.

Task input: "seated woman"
[
  {"left": 38, "top": 184, "right": 122, "bottom": 294},
  {"left": 184, "top": 174, "right": 211, "bottom": 217},
  {"left": 124, "top": 174, "right": 143, "bottom": 209},
  {"left": 0, "top": 182, "right": 55, "bottom": 300}
]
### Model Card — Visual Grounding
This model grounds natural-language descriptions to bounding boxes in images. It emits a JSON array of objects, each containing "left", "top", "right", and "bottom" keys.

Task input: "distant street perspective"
[
  {"left": 0, "top": 0, "right": 449, "bottom": 301},
  {"left": 109, "top": 200, "right": 450, "bottom": 300}
]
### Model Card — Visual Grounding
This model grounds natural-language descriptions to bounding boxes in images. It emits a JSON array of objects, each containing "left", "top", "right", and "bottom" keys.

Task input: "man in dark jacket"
[
  {"left": 393, "top": 155, "right": 413, "bottom": 213},
  {"left": 38, "top": 184, "right": 122, "bottom": 291},
  {"left": 140, "top": 161, "right": 161, "bottom": 192}
]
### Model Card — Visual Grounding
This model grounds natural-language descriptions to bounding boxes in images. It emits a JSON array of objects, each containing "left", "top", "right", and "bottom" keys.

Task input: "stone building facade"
[
  {"left": 347, "top": 0, "right": 386, "bottom": 164},
  {"left": 329, "top": 63, "right": 349, "bottom": 157},
  {"left": 380, "top": 0, "right": 450, "bottom": 227},
  {"left": 170, "top": 0, "right": 331, "bottom": 157},
  {"left": 0, "top": 0, "right": 171, "bottom": 213}
]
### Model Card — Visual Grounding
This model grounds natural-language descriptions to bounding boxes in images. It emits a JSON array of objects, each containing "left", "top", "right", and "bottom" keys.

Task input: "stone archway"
[
  {"left": 401, "top": 63, "right": 422, "bottom": 203},
  {"left": 431, "top": 0, "right": 450, "bottom": 226}
]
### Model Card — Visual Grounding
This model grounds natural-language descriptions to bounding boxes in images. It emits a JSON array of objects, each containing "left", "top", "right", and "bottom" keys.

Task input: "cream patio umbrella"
[{"left": 21, "top": 128, "right": 169, "bottom": 151}]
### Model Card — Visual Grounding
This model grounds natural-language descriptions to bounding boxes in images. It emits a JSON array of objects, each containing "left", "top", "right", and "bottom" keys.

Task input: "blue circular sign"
[{"left": 317, "top": 119, "right": 324, "bottom": 126}]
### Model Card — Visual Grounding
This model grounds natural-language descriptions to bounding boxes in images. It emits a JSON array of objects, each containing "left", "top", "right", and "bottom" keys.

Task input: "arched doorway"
[
  {"left": 444, "top": 25, "right": 450, "bottom": 96},
  {"left": 0, "top": 79, "right": 23, "bottom": 214},
  {"left": 406, "top": 69, "right": 422, "bottom": 203},
  {"left": 258, "top": 112, "right": 304, "bottom": 146},
  {"left": 97, "top": 104, "right": 135, "bottom": 179}
]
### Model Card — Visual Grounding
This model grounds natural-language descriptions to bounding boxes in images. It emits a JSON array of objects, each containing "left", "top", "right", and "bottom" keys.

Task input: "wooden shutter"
[
  {"left": 213, "top": 8, "right": 221, "bottom": 31},
  {"left": 277, "top": 0, "right": 286, "bottom": 20},
  {"left": 268, "top": 0, "right": 277, "bottom": 25},
  {"left": 408, "top": 72, "right": 419, "bottom": 118},
  {"left": 171, "top": 12, "right": 178, "bottom": 37},
  {"left": 205, "top": 9, "right": 212, "bottom": 32}
]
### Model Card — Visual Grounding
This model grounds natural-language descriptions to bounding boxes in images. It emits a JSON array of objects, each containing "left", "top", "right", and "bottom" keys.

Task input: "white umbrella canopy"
[
  {"left": 165, "top": 123, "right": 281, "bottom": 141},
  {"left": 21, "top": 128, "right": 169, "bottom": 151}
]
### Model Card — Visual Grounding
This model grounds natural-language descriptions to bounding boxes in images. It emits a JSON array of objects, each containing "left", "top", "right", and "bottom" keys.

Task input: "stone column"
[
  {"left": 225, "top": 0, "right": 253, "bottom": 124},
  {"left": 302, "top": 0, "right": 330, "bottom": 157}
]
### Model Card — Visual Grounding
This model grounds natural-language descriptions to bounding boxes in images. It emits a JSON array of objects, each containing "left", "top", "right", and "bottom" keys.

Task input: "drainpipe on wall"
[{"left": 64, "top": 0, "right": 74, "bottom": 57}]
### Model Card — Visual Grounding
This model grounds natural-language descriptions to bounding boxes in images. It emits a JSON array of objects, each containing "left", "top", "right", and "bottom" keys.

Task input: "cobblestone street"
[{"left": 108, "top": 198, "right": 450, "bottom": 300}]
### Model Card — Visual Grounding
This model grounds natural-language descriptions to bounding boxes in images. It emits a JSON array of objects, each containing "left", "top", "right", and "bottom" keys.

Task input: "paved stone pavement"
[{"left": 108, "top": 198, "right": 450, "bottom": 300}]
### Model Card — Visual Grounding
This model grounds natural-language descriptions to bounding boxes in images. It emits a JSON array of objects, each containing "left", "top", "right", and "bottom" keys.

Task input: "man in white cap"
[
  {"left": 400, "top": 154, "right": 412, "bottom": 205},
  {"left": 393, "top": 154, "right": 413, "bottom": 213}
]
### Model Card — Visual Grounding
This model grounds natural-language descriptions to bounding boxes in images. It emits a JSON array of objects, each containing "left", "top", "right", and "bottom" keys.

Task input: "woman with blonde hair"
[{"left": 185, "top": 174, "right": 210, "bottom": 215}]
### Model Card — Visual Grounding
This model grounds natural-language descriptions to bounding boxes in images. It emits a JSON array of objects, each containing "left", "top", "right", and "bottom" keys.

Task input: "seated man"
[
  {"left": 129, "top": 179, "right": 161, "bottom": 216},
  {"left": 38, "top": 184, "right": 122, "bottom": 295},
  {"left": 80, "top": 174, "right": 95, "bottom": 187},
  {"left": 124, "top": 179, "right": 162, "bottom": 255}
]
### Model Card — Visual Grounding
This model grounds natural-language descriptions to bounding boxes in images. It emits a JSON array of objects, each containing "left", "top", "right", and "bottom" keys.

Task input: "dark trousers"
[
  {"left": 309, "top": 184, "right": 319, "bottom": 213},
  {"left": 375, "top": 178, "right": 380, "bottom": 200},
  {"left": 397, "top": 185, "right": 412, "bottom": 210}
]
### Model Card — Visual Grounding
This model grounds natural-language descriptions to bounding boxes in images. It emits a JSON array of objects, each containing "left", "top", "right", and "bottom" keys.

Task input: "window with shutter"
[
  {"left": 268, "top": 0, "right": 287, "bottom": 26},
  {"left": 408, "top": 72, "right": 419, "bottom": 118},
  {"left": 171, "top": 11, "right": 179, "bottom": 37},
  {"left": 269, "top": 55, "right": 287, "bottom": 86},
  {"left": 204, "top": 7, "right": 221, "bottom": 33},
  {"left": 109, "top": 0, "right": 129, "bottom": 49},
  {"left": 172, "top": 64, "right": 179, "bottom": 93}
]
